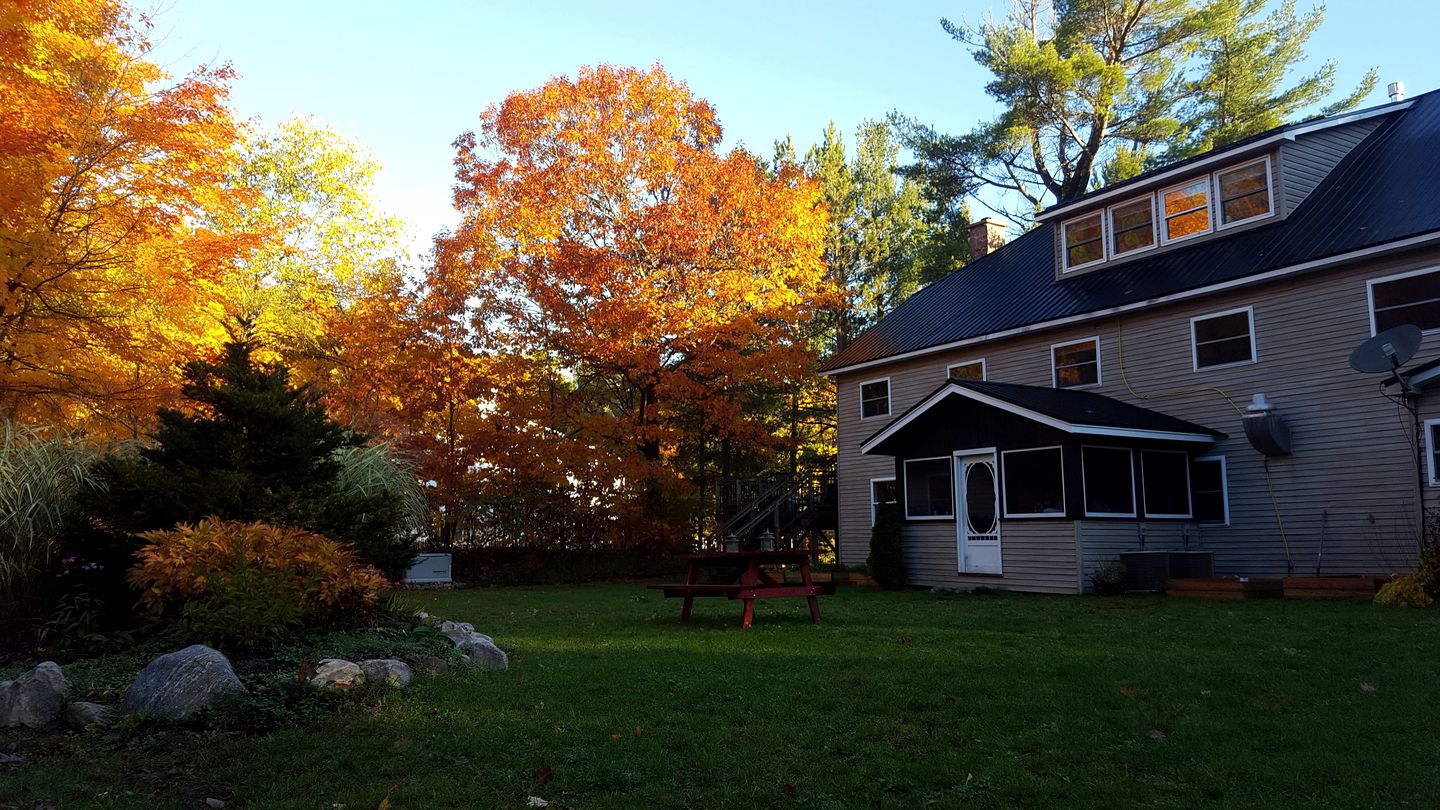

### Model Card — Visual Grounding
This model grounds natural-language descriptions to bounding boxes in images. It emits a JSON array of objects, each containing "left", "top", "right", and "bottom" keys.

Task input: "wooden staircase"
[{"left": 711, "top": 461, "right": 837, "bottom": 553}]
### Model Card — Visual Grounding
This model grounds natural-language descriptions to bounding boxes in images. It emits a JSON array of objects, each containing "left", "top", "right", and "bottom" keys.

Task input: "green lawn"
[{"left": 4, "top": 584, "right": 1440, "bottom": 808}]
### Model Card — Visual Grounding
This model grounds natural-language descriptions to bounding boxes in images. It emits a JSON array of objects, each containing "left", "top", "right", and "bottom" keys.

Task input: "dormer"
[{"left": 1041, "top": 101, "right": 1409, "bottom": 281}]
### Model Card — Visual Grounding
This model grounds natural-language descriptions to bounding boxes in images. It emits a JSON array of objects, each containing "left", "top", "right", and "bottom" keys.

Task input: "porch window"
[
  {"left": 1081, "top": 446, "right": 1135, "bottom": 517},
  {"left": 870, "top": 477, "right": 898, "bottom": 525},
  {"left": 1216, "top": 158, "right": 1272, "bottom": 227},
  {"left": 1001, "top": 446, "right": 1066, "bottom": 517},
  {"left": 904, "top": 457, "right": 953, "bottom": 519},
  {"left": 1369, "top": 267, "right": 1440, "bottom": 334},
  {"left": 1192, "top": 456, "right": 1229, "bottom": 523},
  {"left": 1062, "top": 212, "right": 1105, "bottom": 271},
  {"left": 948, "top": 360, "right": 985, "bottom": 381},
  {"left": 1109, "top": 196, "right": 1156, "bottom": 256},
  {"left": 1191, "top": 307, "right": 1256, "bottom": 370},
  {"left": 1052, "top": 337, "right": 1100, "bottom": 388},
  {"left": 860, "top": 378, "right": 890, "bottom": 419},
  {"left": 1141, "top": 450, "right": 1192, "bottom": 518},
  {"left": 1160, "top": 178, "right": 1212, "bottom": 243}
]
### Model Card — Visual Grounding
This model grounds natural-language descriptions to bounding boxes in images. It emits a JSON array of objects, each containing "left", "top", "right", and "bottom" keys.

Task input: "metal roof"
[
  {"left": 861, "top": 380, "right": 1224, "bottom": 455},
  {"left": 821, "top": 90, "right": 1440, "bottom": 376}
]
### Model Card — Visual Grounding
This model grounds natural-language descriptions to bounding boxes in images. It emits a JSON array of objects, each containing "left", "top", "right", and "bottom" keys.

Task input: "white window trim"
[
  {"left": 1366, "top": 265, "right": 1440, "bottom": 337},
  {"left": 1190, "top": 305, "right": 1258, "bottom": 372},
  {"left": 947, "top": 358, "right": 987, "bottom": 381},
  {"left": 870, "top": 476, "right": 897, "bottom": 526},
  {"left": 1215, "top": 155, "right": 1275, "bottom": 231},
  {"left": 1140, "top": 449, "right": 1193, "bottom": 519},
  {"left": 1193, "top": 455, "right": 1231, "bottom": 525},
  {"left": 859, "top": 376, "right": 891, "bottom": 421},
  {"left": 903, "top": 456, "right": 954, "bottom": 521},
  {"left": 1051, "top": 335, "right": 1103, "bottom": 389},
  {"left": 1000, "top": 446, "right": 1067, "bottom": 519},
  {"left": 1158, "top": 176, "right": 1214, "bottom": 246},
  {"left": 1060, "top": 211, "right": 1107, "bottom": 273},
  {"left": 1081, "top": 445, "right": 1137, "bottom": 518},
  {"left": 1107, "top": 193, "right": 1158, "bottom": 258}
]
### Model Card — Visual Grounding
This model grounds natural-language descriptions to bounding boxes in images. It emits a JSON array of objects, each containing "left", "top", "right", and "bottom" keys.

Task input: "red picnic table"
[{"left": 648, "top": 549, "right": 836, "bottom": 628}]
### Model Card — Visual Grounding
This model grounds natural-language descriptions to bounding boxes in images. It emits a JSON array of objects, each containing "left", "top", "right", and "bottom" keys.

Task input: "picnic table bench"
[{"left": 648, "top": 549, "right": 836, "bottom": 628}]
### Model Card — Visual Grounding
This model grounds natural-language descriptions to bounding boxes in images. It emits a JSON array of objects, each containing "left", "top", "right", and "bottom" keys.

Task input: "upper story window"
[
  {"left": 1161, "top": 178, "right": 1212, "bottom": 243},
  {"left": 1062, "top": 212, "right": 1105, "bottom": 271},
  {"left": 1109, "top": 196, "right": 1156, "bottom": 256},
  {"left": 948, "top": 359, "right": 986, "bottom": 381},
  {"left": 1191, "top": 307, "right": 1256, "bottom": 370},
  {"left": 1052, "top": 337, "right": 1100, "bottom": 388},
  {"left": 860, "top": 378, "right": 890, "bottom": 419},
  {"left": 1216, "top": 158, "right": 1273, "bottom": 227},
  {"left": 1369, "top": 267, "right": 1440, "bottom": 334}
]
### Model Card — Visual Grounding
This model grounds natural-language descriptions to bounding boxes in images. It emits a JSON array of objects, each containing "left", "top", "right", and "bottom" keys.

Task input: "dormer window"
[
  {"left": 1062, "top": 212, "right": 1105, "bottom": 271},
  {"left": 1161, "top": 179, "right": 1212, "bottom": 243},
  {"left": 1217, "top": 158, "right": 1272, "bottom": 227},
  {"left": 1109, "top": 195, "right": 1156, "bottom": 256}
]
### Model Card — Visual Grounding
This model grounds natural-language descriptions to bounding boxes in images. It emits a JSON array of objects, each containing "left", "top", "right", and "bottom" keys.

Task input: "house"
[{"left": 819, "top": 87, "right": 1440, "bottom": 593}]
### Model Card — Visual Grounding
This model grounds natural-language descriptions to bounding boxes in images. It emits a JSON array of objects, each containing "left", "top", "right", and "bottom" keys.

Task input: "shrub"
[
  {"left": 1376, "top": 573, "right": 1435, "bottom": 607},
  {"left": 0, "top": 422, "right": 102, "bottom": 614},
  {"left": 130, "top": 519, "right": 389, "bottom": 648},
  {"left": 1090, "top": 561, "right": 1129, "bottom": 595},
  {"left": 867, "top": 503, "right": 906, "bottom": 590}
]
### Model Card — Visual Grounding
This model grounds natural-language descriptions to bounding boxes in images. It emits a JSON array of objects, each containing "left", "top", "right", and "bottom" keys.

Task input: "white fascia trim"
[
  {"left": 822, "top": 229, "right": 1440, "bottom": 378},
  {"left": 1034, "top": 101, "right": 1411, "bottom": 223},
  {"left": 859, "top": 382, "right": 1216, "bottom": 455}
]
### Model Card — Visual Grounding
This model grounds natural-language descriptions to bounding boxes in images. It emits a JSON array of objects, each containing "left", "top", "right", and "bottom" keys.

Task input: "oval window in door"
[{"left": 965, "top": 461, "right": 997, "bottom": 536}]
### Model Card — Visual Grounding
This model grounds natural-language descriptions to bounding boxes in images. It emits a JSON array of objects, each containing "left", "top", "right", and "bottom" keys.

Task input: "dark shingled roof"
[
  {"left": 822, "top": 90, "right": 1440, "bottom": 374},
  {"left": 863, "top": 380, "right": 1224, "bottom": 454}
]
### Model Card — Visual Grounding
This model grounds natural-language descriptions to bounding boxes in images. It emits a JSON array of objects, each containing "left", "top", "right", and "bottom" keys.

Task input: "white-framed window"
[
  {"left": 870, "top": 477, "right": 898, "bottom": 525},
  {"left": 1425, "top": 420, "right": 1440, "bottom": 486},
  {"left": 1191, "top": 455, "right": 1230, "bottom": 524},
  {"left": 1061, "top": 211, "right": 1106, "bottom": 272},
  {"left": 1215, "top": 157, "right": 1274, "bottom": 229},
  {"left": 1191, "top": 306, "right": 1257, "bottom": 370},
  {"left": 860, "top": 377, "right": 891, "bottom": 419},
  {"left": 947, "top": 359, "right": 986, "bottom": 381},
  {"left": 1081, "top": 446, "right": 1136, "bottom": 517},
  {"left": 1052, "top": 336, "right": 1101, "bottom": 388},
  {"left": 1001, "top": 446, "right": 1066, "bottom": 518},
  {"left": 1140, "top": 449, "right": 1192, "bottom": 518},
  {"left": 1108, "top": 194, "right": 1156, "bottom": 257},
  {"left": 1159, "top": 177, "right": 1212, "bottom": 244},
  {"left": 1368, "top": 266, "right": 1440, "bottom": 335},
  {"left": 903, "top": 456, "right": 954, "bottom": 520}
]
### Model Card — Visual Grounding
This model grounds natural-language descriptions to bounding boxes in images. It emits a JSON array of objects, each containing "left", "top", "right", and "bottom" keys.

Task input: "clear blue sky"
[{"left": 151, "top": 0, "right": 1435, "bottom": 255}]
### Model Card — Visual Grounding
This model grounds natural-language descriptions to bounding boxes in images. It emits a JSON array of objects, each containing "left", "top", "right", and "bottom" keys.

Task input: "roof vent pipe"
[{"left": 1388, "top": 81, "right": 1405, "bottom": 102}]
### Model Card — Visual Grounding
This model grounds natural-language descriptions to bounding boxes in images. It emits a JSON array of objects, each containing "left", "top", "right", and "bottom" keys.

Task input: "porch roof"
[{"left": 861, "top": 380, "right": 1225, "bottom": 455}]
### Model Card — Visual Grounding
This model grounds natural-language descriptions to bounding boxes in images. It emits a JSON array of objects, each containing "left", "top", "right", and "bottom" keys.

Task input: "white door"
[{"left": 955, "top": 451, "right": 1002, "bottom": 574}]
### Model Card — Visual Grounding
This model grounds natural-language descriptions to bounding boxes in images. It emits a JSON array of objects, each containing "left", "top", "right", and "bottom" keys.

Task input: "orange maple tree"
[
  {"left": 0, "top": 0, "right": 255, "bottom": 433},
  {"left": 439, "top": 64, "right": 833, "bottom": 545}
]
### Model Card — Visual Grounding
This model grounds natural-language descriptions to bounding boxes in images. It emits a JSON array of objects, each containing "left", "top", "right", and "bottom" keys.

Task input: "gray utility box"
[
  {"left": 404, "top": 553, "right": 453, "bottom": 585},
  {"left": 1119, "top": 550, "right": 1213, "bottom": 592}
]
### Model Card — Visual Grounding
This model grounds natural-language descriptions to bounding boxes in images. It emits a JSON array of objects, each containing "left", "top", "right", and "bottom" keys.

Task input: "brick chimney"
[{"left": 968, "top": 217, "right": 1008, "bottom": 263}]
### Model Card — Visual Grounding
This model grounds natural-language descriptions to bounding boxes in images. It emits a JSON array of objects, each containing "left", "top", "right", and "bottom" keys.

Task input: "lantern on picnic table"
[{"left": 759, "top": 529, "right": 775, "bottom": 552}]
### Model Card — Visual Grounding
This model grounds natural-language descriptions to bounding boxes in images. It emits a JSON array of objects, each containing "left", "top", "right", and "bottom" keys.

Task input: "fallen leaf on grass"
[
  {"left": 782, "top": 784, "right": 797, "bottom": 794},
  {"left": 527, "top": 798, "right": 550, "bottom": 808},
  {"left": 204, "top": 800, "right": 226, "bottom": 809},
  {"left": 1360, "top": 682, "right": 1377, "bottom": 692},
  {"left": 1120, "top": 687, "right": 1136, "bottom": 697},
  {"left": 609, "top": 733, "right": 621, "bottom": 742},
  {"left": 634, "top": 725, "right": 643, "bottom": 738},
  {"left": 532, "top": 765, "right": 554, "bottom": 785},
  {"left": 391, "top": 738, "right": 414, "bottom": 750},
  {"left": 1147, "top": 728, "right": 1167, "bottom": 741}
]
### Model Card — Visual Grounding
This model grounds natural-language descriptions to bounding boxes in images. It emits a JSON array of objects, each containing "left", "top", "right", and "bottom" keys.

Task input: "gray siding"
[
  {"left": 1278, "top": 118, "right": 1384, "bottom": 214},
  {"left": 1076, "top": 522, "right": 1200, "bottom": 591},
  {"left": 901, "top": 519, "right": 1080, "bottom": 594},
  {"left": 835, "top": 246, "right": 1440, "bottom": 589}
]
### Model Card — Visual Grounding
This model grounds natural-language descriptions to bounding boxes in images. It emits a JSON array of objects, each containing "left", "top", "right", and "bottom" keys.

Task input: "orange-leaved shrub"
[{"left": 130, "top": 518, "right": 389, "bottom": 647}]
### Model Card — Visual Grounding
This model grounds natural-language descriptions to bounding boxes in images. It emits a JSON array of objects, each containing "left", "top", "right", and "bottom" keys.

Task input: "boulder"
[
  {"left": 119, "top": 645, "right": 244, "bottom": 720},
  {"left": 465, "top": 638, "right": 509, "bottom": 670},
  {"left": 358, "top": 659, "right": 412, "bottom": 686},
  {"left": 439, "top": 620, "right": 491, "bottom": 647},
  {"left": 309, "top": 659, "right": 364, "bottom": 689},
  {"left": 63, "top": 701, "right": 112, "bottom": 728},
  {"left": 0, "top": 662, "right": 67, "bottom": 728},
  {"left": 411, "top": 655, "right": 449, "bottom": 677}
]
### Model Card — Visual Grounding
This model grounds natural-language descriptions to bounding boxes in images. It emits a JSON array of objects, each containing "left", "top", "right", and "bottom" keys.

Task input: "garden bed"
[
  {"left": 1283, "top": 575, "right": 1390, "bottom": 600},
  {"left": 1165, "top": 576, "right": 1285, "bottom": 599}
]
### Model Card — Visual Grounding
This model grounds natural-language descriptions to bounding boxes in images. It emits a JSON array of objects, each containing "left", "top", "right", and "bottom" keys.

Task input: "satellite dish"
[{"left": 1349, "top": 324, "right": 1422, "bottom": 374}]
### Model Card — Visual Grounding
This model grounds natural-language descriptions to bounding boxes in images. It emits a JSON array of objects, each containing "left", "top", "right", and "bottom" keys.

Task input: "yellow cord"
[{"left": 1115, "top": 319, "right": 1293, "bottom": 571}]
